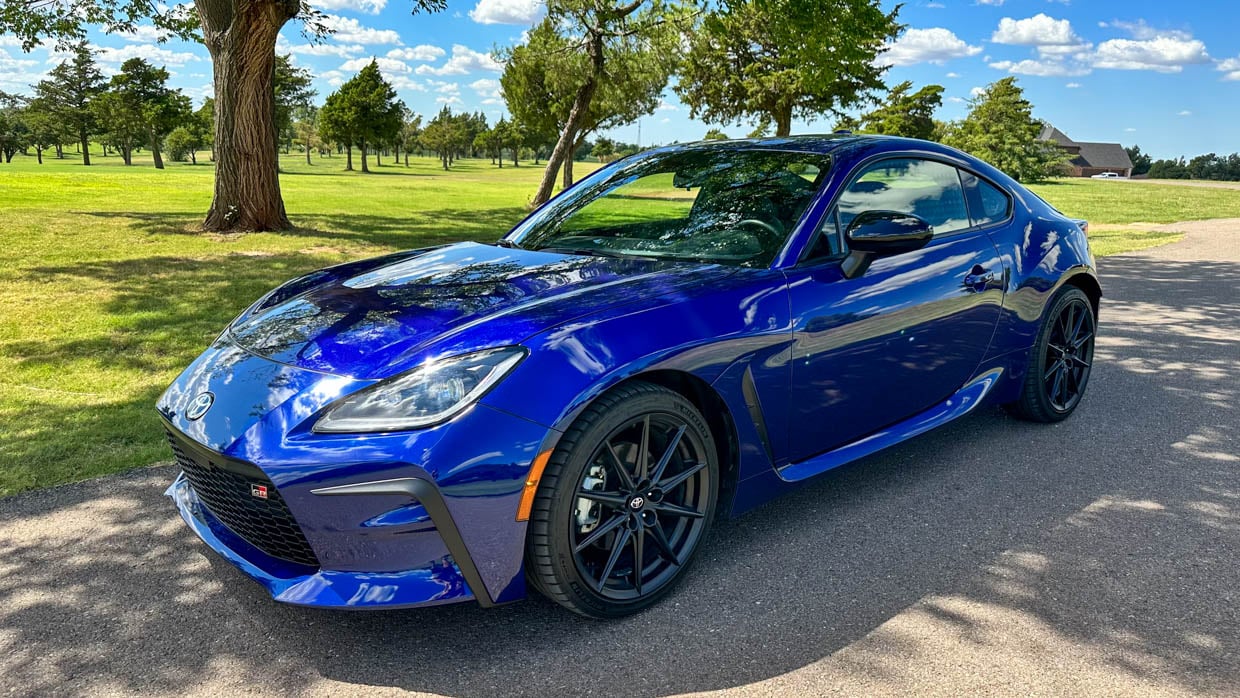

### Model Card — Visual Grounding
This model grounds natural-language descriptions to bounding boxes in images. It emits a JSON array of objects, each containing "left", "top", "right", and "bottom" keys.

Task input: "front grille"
[{"left": 166, "top": 431, "right": 320, "bottom": 567}]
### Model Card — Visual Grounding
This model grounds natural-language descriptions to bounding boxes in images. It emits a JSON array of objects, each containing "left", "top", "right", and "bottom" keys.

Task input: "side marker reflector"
[{"left": 516, "top": 449, "right": 553, "bottom": 522}]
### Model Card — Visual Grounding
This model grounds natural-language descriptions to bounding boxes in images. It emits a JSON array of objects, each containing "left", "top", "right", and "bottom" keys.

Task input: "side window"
[
  {"left": 838, "top": 158, "right": 971, "bottom": 236},
  {"left": 805, "top": 210, "right": 842, "bottom": 261},
  {"left": 961, "top": 171, "right": 1012, "bottom": 226}
]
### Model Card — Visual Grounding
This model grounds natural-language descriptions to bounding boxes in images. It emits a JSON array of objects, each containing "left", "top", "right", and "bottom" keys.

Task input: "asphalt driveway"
[{"left": 1, "top": 226, "right": 1236, "bottom": 697}]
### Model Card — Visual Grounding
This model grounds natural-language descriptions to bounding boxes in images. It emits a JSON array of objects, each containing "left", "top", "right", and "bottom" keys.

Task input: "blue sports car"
[{"left": 160, "top": 135, "right": 1099, "bottom": 618}]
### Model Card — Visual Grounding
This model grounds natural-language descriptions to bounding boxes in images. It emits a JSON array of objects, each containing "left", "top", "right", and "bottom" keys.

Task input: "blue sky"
[{"left": 2, "top": 0, "right": 1237, "bottom": 158}]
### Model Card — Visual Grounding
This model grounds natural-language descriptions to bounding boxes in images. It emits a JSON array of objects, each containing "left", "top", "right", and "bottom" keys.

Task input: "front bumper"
[{"left": 167, "top": 473, "right": 475, "bottom": 608}]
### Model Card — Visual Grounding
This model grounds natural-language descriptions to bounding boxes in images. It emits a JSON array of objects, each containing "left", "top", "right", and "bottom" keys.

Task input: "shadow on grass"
[
  {"left": 0, "top": 253, "right": 1236, "bottom": 693},
  {"left": 78, "top": 207, "right": 530, "bottom": 249}
]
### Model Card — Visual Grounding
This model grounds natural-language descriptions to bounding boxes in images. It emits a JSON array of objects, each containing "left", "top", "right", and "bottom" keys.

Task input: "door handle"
[{"left": 964, "top": 265, "right": 995, "bottom": 292}]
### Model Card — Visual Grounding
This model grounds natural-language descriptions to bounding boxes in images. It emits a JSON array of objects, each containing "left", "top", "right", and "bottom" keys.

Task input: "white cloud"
[
  {"left": 1177, "top": 110, "right": 1192, "bottom": 116},
  {"left": 321, "top": 15, "right": 403, "bottom": 45},
  {"left": 0, "top": 35, "right": 28, "bottom": 47},
  {"left": 115, "top": 25, "right": 167, "bottom": 42},
  {"left": 969, "top": 86, "right": 985, "bottom": 98},
  {"left": 414, "top": 44, "right": 502, "bottom": 75},
  {"left": 992, "top": 14, "right": 1082, "bottom": 47},
  {"left": 656, "top": 99, "right": 679, "bottom": 112},
  {"left": 945, "top": 71, "right": 960, "bottom": 78},
  {"left": 95, "top": 43, "right": 202, "bottom": 67},
  {"left": 926, "top": 2, "right": 945, "bottom": 8},
  {"left": 1065, "top": 82, "right": 1082, "bottom": 88},
  {"left": 977, "top": 0, "right": 1004, "bottom": 5},
  {"left": 436, "top": 95, "right": 463, "bottom": 104},
  {"left": 319, "top": 69, "right": 347, "bottom": 86},
  {"left": 288, "top": 43, "right": 364, "bottom": 58},
  {"left": 387, "top": 76, "right": 427, "bottom": 92},
  {"left": 1100, "top": 19, "right": 1191, "bottom": 42},
  {"left": 1093, "top": 36, "right": 1210, "bottom": 73},
  {"left": 1219, "top": 56, "right": 1240, "bottom": 81},
  {"left": 878, "top": 28, "right": 982, "bottom": 67},
  {"left": 1124, "top": 127, "right": 1137, "bottom": 132},
  {"left": 341, "top": 56, "right": 411, "bottom": 74},
  {"left": 469, "top": 0, "right": 545, "bottom": 25},
  {"left": 430, "top": 80, "right": 460, "bottom": 94},
  {"left": 946, "top": 96, "right": 965, "bottom": 103},
  {"left": 481, "top": 97, "right": 503, "bottom": 105},
  {"left": 468, "top": 77, "right": 500, "bottom": 97},
  {"left": 315, "top": 0, "right": 386, "bottom": 14},
  {"left": 990, "top": 58, "right": 1089, "bottom": 77},
  {"left": 0, "top": 48, "right": 42, "bottom": 90},
  {"left": 387, "top": 45, "right": 445, "bottom": 62}
]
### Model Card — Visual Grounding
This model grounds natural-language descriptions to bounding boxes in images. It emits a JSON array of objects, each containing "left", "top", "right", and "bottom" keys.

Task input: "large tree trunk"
[
  {"left": 345, "top": 145, "right": 353, "bottom": 170},
  {"left": 79, "top": 130, "right": 91, "bottom": 166},
  {"left": 55, "top": 143, "right": 63, "bottom": 159},
  {"left": 774, "top": 103, "right": 793, "bottom": 138},
  {"left": 150, "top": 129, "right": 165, "bottom": 169},
  {"left": 190, "top": 149, "right": 197, "bottom": 165},
  {"left": 304, "top": 138, "right": 311, "bottom": 165},
  {"left": 360, "top": 138, "right": 369, "bottom": 173},
  {"left": 532, "top": 33, "right": 605, "bottom": 207},
  {"left": 198, "top": 0, "right": 297, "bottom": 232},
  {"left": 36, "top": 146, "right": 43, "bottom": 164},
  {"left": 561, "top": 156, "right": 573, "bottom": 189}
]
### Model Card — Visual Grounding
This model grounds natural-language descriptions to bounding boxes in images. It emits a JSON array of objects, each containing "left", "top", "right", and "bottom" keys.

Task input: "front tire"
[
  {"left": 525, "top": 382, "right": 718, "bottom": 618},
  {"left": 1006, "top": 286, "right": 1096, "bottom": 422}
]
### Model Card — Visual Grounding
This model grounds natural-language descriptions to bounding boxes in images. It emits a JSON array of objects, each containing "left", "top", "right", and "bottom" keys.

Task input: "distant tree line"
[{"left": 1123, "top": 145, "right": 1240, "bottom": 181}]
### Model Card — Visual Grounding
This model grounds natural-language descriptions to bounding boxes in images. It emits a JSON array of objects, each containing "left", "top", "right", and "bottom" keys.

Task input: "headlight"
[{"left": 313, "top": 347, "right": 527, "bottom": 433}]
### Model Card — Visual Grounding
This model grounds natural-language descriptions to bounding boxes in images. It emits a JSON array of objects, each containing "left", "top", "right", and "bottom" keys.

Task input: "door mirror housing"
[{"left": 841, "top": 211, "right": 934, "bottom": 278}]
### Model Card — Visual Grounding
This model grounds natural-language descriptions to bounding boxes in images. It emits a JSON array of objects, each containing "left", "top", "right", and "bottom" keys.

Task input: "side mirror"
[{"left": 840, "top": 211, "right": 933, "bottom": 278}]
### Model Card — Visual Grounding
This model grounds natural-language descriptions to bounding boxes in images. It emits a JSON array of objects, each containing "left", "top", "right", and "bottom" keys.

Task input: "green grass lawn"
[{"left": 0, "top": 151, "right": 1233, "bottom": 495}]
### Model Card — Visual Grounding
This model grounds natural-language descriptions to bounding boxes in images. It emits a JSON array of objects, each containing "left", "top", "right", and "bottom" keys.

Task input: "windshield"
[{"left": 512, "top": 149, "right": 831, "bottom": 266}]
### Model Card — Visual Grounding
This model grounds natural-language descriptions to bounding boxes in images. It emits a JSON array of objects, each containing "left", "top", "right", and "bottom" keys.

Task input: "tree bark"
[
  {"left": 79, "top": 129, "right": 91, "bottom": 166},
  {"left": 562, "top": 155, "right": 573, "bottom": 189},
  {"left": 345, "top": 145, "right": 353, "bottom": 170},
  {"left": 150, "top": 129, "right": 165, "bottom": 169},
  {"left": 774, "top": 103, "right": 793, "bottom": 138},
  {"left": 55, "top": 143, "right": 63, "bottom": 159},
  {"left": 198, "top": 0, "right": 297, "bottom": 232},
  {"left": 190, "top": 149, "right": 197, "bottom": 165},
  {"left": 532, "top": 32, "right": 605, "bottom": 207},
  {"left": 36, "top": 146, "right": 43, "bottom": 164},
  {"left": 360, "top": 138, "right": 369, "bottom": 173},
  {"left": 304, "top": 138, "right": 311, "bottom": 165}
]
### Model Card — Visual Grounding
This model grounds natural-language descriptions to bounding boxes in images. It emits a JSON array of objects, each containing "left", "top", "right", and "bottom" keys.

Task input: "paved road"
[{"left": 1, "top": 228, "right": 1237, "bottom": 697}]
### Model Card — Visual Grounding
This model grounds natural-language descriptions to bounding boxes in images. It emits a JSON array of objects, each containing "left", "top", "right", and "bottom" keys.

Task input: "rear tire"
[
  {"left": 525, "top": 381, "right": 718, "bottom": 619},
  {"left": 1006, "top": 286, "right": 1096, "bottom": 422}
]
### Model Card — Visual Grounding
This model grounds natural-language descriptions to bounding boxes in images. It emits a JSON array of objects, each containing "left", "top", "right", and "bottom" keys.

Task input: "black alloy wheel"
[
  {"left": 526, "top": 382, "right": 718, "bottom": 618},
  {"left": 1007, "top": 286, "right": 1096, "bottom": 422}
]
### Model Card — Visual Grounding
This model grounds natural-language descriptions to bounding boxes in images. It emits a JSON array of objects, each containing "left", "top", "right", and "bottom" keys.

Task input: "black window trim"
[{"left": 796, "top": 151, "right": 1016, "bottom": 267}]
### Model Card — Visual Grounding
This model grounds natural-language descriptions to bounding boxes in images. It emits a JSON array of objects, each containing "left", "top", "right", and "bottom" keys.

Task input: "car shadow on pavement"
[{"left": 0, "top": 253, "right": 1236, "bottom": 696}]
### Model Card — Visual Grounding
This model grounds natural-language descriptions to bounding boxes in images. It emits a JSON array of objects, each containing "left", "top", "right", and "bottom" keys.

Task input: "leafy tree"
[
  {"left": 592, "top": 136, "right": 616, "bottom": 160},
  {"left": 1, "top": 0, "right": 447, "bottom": 231},
  {"left": 23, "top": 97, "right": 69, "bottom": 163},
  {"left": 1125, "top": 144, "right": 1152, "bottom": 176},
  {"left": 274, "top": 55, "right": 316, "bottom": 155},
  {"left": 702, "top": 128, "right": 728, "bottom": 141},
  {"left": 31, "top": 42, "right": 104, "bottom": 165},
  {"left": 474, "top": 126, "right": 502, "bottom": 167},
  {"left": 495, "top": 117, "right": 522, "bottom": 166},
  {"left": 399, "top": 113, "right": 422, "bottom": 166},
  {"left": 418, "top": 106, "right": 470, "bottom": 170},
  {"left": 942, "top": 77, "right": 1066, "bottom": 183},
  {"left": 90, "top": 90, "right": 145, "bottom": 165},
  {"left": 501, "top": 1, "right": 687, "bottom": 206},
  {"left": 166, "top": 125, "right": 200, "bottom": 162},
  {"left": 676, "top": 0, "right": 901, "bottom": 137},
  {"left": 0, "top": 93, "right": 29, "bottom": 163},
  {"left": 855, "top": 81, "right": 943, "bottom": 140},
  {"left": 318, "top": 60, "right": 404, "bottom": 173},
  {"left": 292, "top": 105, "right": 320, "bottom": 165},
  {"left": 105, "top": 58, "right": 191, "bottom": 169}
]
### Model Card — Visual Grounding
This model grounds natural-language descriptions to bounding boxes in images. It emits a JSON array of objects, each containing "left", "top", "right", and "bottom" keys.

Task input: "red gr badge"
[{"left": 251, "top": 484, "right": 269, "bottom": 499}]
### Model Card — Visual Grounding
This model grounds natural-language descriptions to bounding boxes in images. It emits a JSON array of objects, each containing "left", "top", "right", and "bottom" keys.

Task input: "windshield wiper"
[
  {"left": 537, "top": 246, "right": 636, "bottom": 259},
  {"left": 494, "top": 239, "right": 522, "bottom": 249}
]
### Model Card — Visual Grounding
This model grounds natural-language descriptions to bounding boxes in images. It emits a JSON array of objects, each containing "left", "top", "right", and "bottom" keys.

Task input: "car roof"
[{"left": 654, "top": 133, "right": 950, "bottom": 156}]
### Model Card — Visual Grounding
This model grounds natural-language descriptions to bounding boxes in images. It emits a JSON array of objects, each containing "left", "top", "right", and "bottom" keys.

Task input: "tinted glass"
[
  {"left": 519, "top": 149, "right": 830, "bottom": 266},
  {"left": 838, "top": 158, "right": 970, "bottom": 236},
  {"left": 974, "top": 176, "right": 1012, "bottom": 225}
]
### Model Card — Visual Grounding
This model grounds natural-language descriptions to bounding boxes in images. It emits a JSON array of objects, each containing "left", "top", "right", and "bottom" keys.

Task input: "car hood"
[{"left": 227, "top": 241, "right": 737, "bottom": 379}]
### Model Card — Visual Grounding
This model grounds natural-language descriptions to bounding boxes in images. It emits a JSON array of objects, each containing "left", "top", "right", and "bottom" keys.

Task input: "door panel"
[{"left": 785, "top": 230, "right": 1004, "bottom": 462}]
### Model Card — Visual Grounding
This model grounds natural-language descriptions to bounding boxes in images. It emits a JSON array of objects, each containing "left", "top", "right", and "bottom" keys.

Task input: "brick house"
[{"left": 1038, "top": 124, "right": 1134, "bottom": 177}]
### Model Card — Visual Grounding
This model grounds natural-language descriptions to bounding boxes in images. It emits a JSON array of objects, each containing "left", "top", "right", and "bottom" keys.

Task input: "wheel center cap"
[{"left": 628, "top": 496, "right": 645, "bottom": 510}]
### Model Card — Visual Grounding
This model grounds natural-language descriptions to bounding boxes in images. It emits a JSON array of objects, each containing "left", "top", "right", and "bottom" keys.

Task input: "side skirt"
[{"left": 777, "top": 367, "right": 1004, "bottom": 483}]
